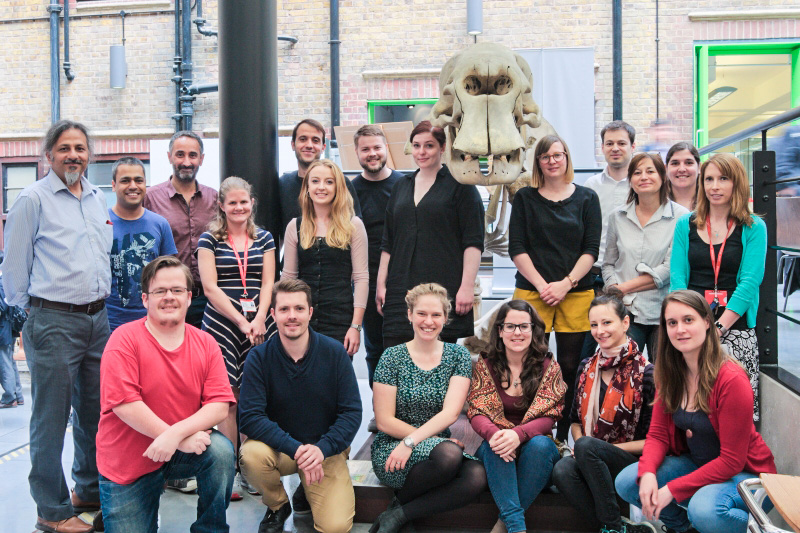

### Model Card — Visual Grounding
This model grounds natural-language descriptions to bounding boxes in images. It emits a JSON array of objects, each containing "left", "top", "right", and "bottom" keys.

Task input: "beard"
[
  {"left": 360, "top": 156, "right": 387, "bottom": 174},
  {"left": 173, "top": 165, "right": 198, "bottom": 182},
  {"left": 64, "top": 170, "right": 81, "bottom": 186}
]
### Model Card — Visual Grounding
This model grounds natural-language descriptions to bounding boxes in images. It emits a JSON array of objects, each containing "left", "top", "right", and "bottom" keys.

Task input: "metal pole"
[
  {"left": 181, "top": 0, "right": 194, "bottom": 130},
  {"left": 330, "top": 0, "right": 341, "bottom": 143},
  {"left": 612, "top": 0, "right": 622, "bottom": 120},
  {"left": 172, "top": 0, "right": 182, "bottom": 130},
  {"left": 753, "top": 148, "right": 778, "bottom": 365},
  {"left": 219, "top": 1, "right": 280, "bottom": 245},
  {"left": 47, "top": 0, "right": 62, "bottom": 123},
  {"left": 63, "top": 0, "right": 75, "bottom": 81}
]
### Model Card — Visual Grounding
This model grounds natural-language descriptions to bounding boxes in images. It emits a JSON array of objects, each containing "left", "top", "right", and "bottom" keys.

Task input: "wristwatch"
[
  {"left": 566, "top": 274, "right": 578, "bottom": 288},
  {"left": 402, "top": 436, "right": 416, "bottom": 449},
  {"left": 350, "top": 323, "right": 362, "bottom": 332},
  {"left": 715, "top": 321, "right": 728, "bottom": 335}
]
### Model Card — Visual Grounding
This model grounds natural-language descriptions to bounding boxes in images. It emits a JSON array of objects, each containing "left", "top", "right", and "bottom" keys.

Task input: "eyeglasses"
[
  {"left": 500, "top": 322, "right": 533, "bottom": 333},
  {"left": 538, "top": 152, "right": 567, "bottom": 164},
  {"left": 147, "top": 287, "right": 188, "bottom": 297}
]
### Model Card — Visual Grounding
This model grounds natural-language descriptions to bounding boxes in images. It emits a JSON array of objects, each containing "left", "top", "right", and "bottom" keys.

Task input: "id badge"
[
  {"left": 240, "top": 298, "right": 257, "bottom": 313},
  {"left": 703, "top": 290, "right": 728, "bottom": 307}
]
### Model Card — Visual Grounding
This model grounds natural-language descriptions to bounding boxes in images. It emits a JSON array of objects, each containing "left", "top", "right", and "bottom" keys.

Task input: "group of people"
[{"left": 0, "top": 114, "right": 777, "bottom": 533}]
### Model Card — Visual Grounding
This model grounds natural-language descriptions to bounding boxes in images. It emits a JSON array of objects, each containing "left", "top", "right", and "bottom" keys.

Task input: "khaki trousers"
[{"left": 240, "top": 440, "right": 354, "bottom": 533}]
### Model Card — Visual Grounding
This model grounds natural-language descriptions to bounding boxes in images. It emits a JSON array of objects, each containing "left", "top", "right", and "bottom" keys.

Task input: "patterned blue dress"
[
  {"left": 198, "top": 228, "right": 276, "bottom": 388},
  {"left": 371, "top": 342, "right": 474, "bottom": 489}
]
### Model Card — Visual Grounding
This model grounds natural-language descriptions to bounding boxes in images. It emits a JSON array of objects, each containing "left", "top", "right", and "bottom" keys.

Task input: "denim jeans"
[
  {"left": 23, "top": 306, "right": 109, "bottom": 521},
  {"left": 615, "top": 455, "right": 758, "bottom": 533},
  {"left": 476, "top": 435, "right": 560, "bottom": 533},
  {"left": 99, "top": 430, "right": 235, "bottom": 533},
  {"left": 627, "top": 322, "right": 659, "bottom": 363},
  {"left": 552, "top": 436, "right": 638, "bottom": 530},
  {"left": 0, "top": 342, "right": 22, "bottom": 404},
  {"left": 364, "top": 285, "right": 384, "bottom": 388}
]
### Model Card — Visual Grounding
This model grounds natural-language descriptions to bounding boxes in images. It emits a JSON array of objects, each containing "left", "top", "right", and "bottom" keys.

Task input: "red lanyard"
[
  {"left": 706, "top": 218, "right": 734, "bottom": 294},
  {"left": 228, "top": 234, "right": 249, "bottom": 297}
]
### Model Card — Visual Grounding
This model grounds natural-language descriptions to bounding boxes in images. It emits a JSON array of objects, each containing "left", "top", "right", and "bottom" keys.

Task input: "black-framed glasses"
[
  {"left": 147, "top": 287, "right": 188, "bottom": 297},
  {"left": 500, "top": 322, "right": 533, "bottom": 333},
  {"left": 538, "top": 152, "right": 567, "bottom": 164}
]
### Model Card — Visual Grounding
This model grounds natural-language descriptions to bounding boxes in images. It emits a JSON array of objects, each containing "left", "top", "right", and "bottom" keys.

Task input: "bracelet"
[
  {"left": 715, "top": 321, "right": 728, "bottom": 335},
  {"left": 566, "top": 274, "right": 578, "bottom": 288}
]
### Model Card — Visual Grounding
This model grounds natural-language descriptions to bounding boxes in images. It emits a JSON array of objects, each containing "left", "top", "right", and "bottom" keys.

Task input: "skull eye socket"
[
  {"left": 494, "top": 76, "right": 513, "bottom": 95},
  {"left": 464, "top": 76, "right": 483, "bottom": 95}
]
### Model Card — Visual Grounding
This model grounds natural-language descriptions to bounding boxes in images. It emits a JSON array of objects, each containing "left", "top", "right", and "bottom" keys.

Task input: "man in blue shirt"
[
  {"left": 239, "top": 279, "right": 361, "bottom": 533},
  {"left": 3, "top": 120, "right": 111, "bottom": 533},
  {"left": 107, "top": 157, "right": 177, "bottom": 331}
]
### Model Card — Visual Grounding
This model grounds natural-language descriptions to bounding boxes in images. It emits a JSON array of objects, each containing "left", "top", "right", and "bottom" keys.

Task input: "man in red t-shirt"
[{"left": 96, "top": 256, "right": 236, "bottom": 533}]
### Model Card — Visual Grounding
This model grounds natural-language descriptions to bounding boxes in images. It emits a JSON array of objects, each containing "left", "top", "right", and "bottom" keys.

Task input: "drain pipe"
[
  {"left": 194, "top": 0, "right": 217, "bottom": 37},
  {"left": 655, "top": 0, "right": 660, "bottom": 120},
  {"left": 612, "top": 0, "right": 622, "bottom": 120},
  {"left": 180, "top": 0, "right": 194, "bottom": 130},
  {"left": 63, "top": 0, "right": 75, "bottom": 81},
  {"left": 172, "top": 0, "right": 182, "bottom": 129},
  {"left": 330, "top": 0, "right": 340, "bottom": 146},
  {"left": 46, "top": 0, "right": 62, "bottom": 123}
]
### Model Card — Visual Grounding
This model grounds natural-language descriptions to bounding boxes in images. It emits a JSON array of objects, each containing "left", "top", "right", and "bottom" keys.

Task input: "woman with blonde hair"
[
  {"left": 616, "top": 290, "right": 775, "bottom": 533},
  {"left": 282, "top": 159, "right": 369, "bottom": 353},
  {"left": 197, "top": 176, "right": 277, "bottom": 499},
  {"left": 669, "top": 153, "right": 766, "bottom": 419}
]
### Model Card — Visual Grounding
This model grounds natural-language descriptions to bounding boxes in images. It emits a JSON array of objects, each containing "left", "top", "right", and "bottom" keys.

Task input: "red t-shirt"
[{"left": 97, "top": 318, "right": 235, "bottom": 484}]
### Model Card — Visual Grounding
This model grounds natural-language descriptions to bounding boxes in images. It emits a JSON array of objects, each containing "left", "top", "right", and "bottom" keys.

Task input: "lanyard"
[
  {"left": 706, "top": 218, "right": 734, "bottom": 295},
  {"left": 228, "top": 234, "right": 249, "bottom": 297}
]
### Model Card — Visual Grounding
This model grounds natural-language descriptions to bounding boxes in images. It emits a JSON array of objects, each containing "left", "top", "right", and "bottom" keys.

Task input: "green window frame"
[{"left": 367, "top": 99, "right": 440, "bottom": 124}]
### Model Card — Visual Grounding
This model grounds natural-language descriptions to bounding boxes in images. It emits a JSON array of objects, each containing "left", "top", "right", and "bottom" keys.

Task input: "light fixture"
[
  {"left": 110, "top": 10, "right": 127, "bottom": 89},
  {"left": 708, "top": 86, "right": 736, "bottom": 107},
  {"left": 467, "top": 0, "right": 482, "bottom": 36}
]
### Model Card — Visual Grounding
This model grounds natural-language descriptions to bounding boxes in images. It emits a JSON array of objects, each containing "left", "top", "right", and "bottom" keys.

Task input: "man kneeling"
[
  {"left": 240, "top": 279, "right": 362, "bottom": 533},
  {"left": 96, "top": 256, "right": 236, "bottom": 533}
]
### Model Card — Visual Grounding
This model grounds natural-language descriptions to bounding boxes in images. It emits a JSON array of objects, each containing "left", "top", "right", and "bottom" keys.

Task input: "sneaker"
[
  {"left": 166, "top": 477, "right": 197, "bottom": 493},
  {"left": 258, "top": 503, "right": 291, "bottom": 533},
  {"left": 240, "top": 473, "right": 260, "bottom": 495},
  {"left": 230, "top": 473, "right": 244, "bottom": 501},
  {"left": 291, "top": 484, "right": 311, "bottom": 515},
  {"left": 622, "top": 520, "right": 657, "bottom": 533},
  {"left": 659, "top": 525, "right": 699, "bottom": 533}
]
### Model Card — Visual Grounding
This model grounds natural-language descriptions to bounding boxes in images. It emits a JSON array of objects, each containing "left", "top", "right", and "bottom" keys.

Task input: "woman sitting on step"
[{"left": 467, "top": 299, "right": 567, "bottom": 533}]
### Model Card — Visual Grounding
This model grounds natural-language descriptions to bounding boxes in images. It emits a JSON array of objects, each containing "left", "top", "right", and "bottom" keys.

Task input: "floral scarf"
[
  {"left": 467, "top": 354, "right": 567, "bottom": 428},
  {"left": 575, "top": 338, "right": 647, "bottom": 443}
]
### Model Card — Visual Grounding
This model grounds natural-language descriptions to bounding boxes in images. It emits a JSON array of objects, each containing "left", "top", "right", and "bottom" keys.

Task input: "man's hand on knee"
[
  {"left": 295, "top": 444, "right": 324, "bottom": 471},
  {"left": 144, "top": 427, "right": 183, "bottom": 462},
  {"left": 178, "top": 430, "right": 212, "bottom": 455},
  {"left": 301, "top": 464, "right": 325, "bottom": 485}
]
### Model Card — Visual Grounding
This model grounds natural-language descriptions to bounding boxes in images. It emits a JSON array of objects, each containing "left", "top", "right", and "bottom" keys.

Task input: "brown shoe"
[
  {"left": 35, "top": 515, "right": 94, "bottom": 533},
  {"left": 71, "top": 490, "right": 101, "bottom": 513}
]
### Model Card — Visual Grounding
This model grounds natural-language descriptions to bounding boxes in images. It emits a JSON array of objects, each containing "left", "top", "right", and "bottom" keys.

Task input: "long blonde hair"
[
  {"left": 694, "top": 153, "right": 754, "bottom": 229},
  {"left": 207, "top": 176, "right": 258, "bottom": 241},
  {"left": 298, "top": 159, "right": 354, "bottom": 249}
]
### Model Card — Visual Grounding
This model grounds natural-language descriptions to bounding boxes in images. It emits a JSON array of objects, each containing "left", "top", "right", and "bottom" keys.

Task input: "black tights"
[
  {"left": 550, "top": 331, "right": 587, "bottom": 442},
  {"left": 397, "top": 441, "right": 487, "bottom": 521}
]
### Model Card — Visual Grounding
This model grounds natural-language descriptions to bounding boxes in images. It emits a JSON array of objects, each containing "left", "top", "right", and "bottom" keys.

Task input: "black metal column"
[
  {"left": 612, "top": 0, "right": 622, "bottom": 120},
  {"left": 180, "top": 0, "right": 194, "bottom": 130},
  {"left": 219, "top": 1, "right": 280, "bottom": 244},
  {"left": 330, "top": 0, "right": 340, "bottom": 141},
  {"left": 753, "top": 149, "right": 778, "bottom": 365}
]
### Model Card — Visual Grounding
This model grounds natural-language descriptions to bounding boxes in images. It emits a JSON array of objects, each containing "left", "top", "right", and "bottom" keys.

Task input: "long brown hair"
[
  {"left": 694, "top": 153, "right": 754, "bottom": 229},
  {"left": 298, "top": 159, "right": 355, "bottom": 249},
  {"left": 207, "top": 176, "right": 258, "bottom": 241},
  {"left": 654, "top": 290, "right": 730, "bottom": 414},
  {"left": 485, "top": 300, "right": 550, "bottom": 406}
]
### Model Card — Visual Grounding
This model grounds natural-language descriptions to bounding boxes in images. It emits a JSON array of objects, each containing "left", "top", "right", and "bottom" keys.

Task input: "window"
[
  {"left": 2, "top": 163, "right": 38, "bottom": 214},
  {"left": 368, "top": 99, "right": 439, "bottom": 125}
]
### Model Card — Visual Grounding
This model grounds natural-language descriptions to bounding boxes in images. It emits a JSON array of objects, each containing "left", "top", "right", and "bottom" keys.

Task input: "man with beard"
[
  {"left": 278, "top": 119, "right": 361, "bottom": 233},
  {"left": 97, "top": 256, "right": 236, "bottom": 533},
  {"left": 239, "top": 279, "right": 361, "bottom": 533},
  {"left": 144, "top": 131, "right": 217, "bottom": 330},
  {"left": 3, "top": 120, "right": 111, "bottom": 533},
  {"left": 350, "top": 125, "right": 403, "bottom": 391}
]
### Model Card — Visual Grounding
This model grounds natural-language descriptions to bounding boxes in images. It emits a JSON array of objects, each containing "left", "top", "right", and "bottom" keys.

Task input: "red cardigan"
[{"left": 637, "top": 361, "right": 776, "bottom": 502}]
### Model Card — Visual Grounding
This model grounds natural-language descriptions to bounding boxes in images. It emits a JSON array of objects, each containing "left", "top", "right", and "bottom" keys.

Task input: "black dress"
[{"left": 381, "top": 165, "right": 485, "bottom": 341}]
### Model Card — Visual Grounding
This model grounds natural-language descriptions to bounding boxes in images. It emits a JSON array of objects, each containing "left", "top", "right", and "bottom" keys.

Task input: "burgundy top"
[
  {"left": 469, "top": 357, "right": 556, "bottom": 444},
  {"left": 638, "top": 361, "right": 776, "bottom": 502},
  {"left": 143, "top": 178, "right": 218, "bottom": 284}
]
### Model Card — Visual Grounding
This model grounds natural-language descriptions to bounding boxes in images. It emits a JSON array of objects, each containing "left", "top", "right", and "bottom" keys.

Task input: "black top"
[
  {"left": 352, "top": 170, "right": 404, "bottom": 284},
  {"left": 278, "top": 170, "right": 362, "bottom": 235},
  {"left": 508, "top": 185, "right": 602, "bottom": 292},
  {"left": 673, "top": 406, "right": 721, "bottom": 467},
  {"left": 569, "top": 357, "right": 655, "bottom": 442},
  {"left": 381, "top": 164, "right": 485, "bottom": 339},
  {"left": 687, "top": 220, "right": 748, "bottom": 330}
]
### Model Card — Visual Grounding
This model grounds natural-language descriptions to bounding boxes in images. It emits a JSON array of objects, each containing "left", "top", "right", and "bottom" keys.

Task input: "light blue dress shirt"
[{"left": 2, "top": 171, "right": 112, "bottom": 307}]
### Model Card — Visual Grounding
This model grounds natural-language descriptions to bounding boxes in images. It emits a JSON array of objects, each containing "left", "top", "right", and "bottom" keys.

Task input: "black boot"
[{"left": 369, "top": 505, "right": 409, "bottom": 533}]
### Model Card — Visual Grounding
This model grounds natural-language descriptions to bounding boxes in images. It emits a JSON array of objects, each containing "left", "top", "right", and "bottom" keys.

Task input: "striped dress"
[{"left": 198, "top": 228, "right": 277, "bottom": 388}]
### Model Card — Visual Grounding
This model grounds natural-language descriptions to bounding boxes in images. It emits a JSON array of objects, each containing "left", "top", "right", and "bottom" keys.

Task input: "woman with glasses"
[
  {"left": 551, "top": 288, "right": 656, "bottom": 533},
  {"left": 508, "top": 134, "right": 602, "bottom": 442},
  {"left": 666, "top": 142, "right": 701, "bottom": 210},
  {"left": 467, "top": 300, "right": 566, "bottom": 533},
  {"left": 669, "top": 153, "right": 767, "bottom": 420},
  {"left": 602, "top": 153, "right": 689, "bottom": 360},
  {"left": 197, "top": 176, "right": 276, "bottom": 499}
]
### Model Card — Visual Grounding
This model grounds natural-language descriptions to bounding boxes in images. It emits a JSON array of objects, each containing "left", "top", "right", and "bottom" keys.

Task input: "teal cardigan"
[{"left": 669, "top": 213, "right": 767, "bottom": 329}]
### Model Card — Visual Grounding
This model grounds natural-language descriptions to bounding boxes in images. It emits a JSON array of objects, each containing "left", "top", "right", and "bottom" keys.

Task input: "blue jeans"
[
  {"left": 24, "top": 306, "right": 109, "bottom": 521},
  {"left": 364, "top": 285, "right": 384, "bottom": 388},
  {"left": 99, "top": 430, "right": 235, "bottom": 533},
  {"left": 477, "top": 435, "right": 560, "bottom": 533},
  {"left": 0, "top": 342, "right": 22, "bottom": 404},
  {"left": 615, "top": 455, "right": 758, "bottom": 533}
]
